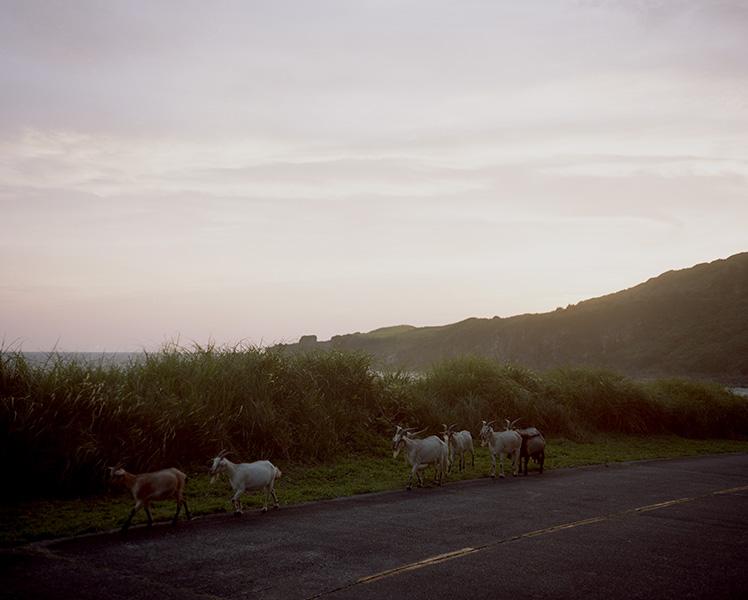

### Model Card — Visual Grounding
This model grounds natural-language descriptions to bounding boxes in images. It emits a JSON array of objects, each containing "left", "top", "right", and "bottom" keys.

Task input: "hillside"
[{"left": 277, "top": 253, "right": 748, "bottom": 382}]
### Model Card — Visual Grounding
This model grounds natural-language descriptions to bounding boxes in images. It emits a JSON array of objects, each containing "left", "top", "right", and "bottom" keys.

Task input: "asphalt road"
[{"left": 2, "top": 454, "right": 748, "bottom": 599}]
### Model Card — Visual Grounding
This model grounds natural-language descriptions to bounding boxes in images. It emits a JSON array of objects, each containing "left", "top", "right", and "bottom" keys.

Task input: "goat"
[
  {"left": 504, "top": 418, "right": 521, "bottom": 431},
  {"left": 479, "top": 420, "right": 522, "bottom": 478},
  {"left": 518, "top": 427, "right": 546, "bottom": 475},
  {"left": 108, "top": 466, "right": 191, "bottom": 533},
  {"left": 392, "top": 426, "right": 449, "bottom": 490},
  {"left": 441, "top": 423, "right": 475, "bottom": 472},
  {"left": 209, "top": 451, "right": 282, "bottom": 515}
]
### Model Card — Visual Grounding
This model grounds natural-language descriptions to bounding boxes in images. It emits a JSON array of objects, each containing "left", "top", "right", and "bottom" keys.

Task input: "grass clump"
[
  {"left": 3, "top": 434, "right": 747, "bottom": 547},
  {"left": 1, "top": 349, "right": 747, "bottom": 502}
]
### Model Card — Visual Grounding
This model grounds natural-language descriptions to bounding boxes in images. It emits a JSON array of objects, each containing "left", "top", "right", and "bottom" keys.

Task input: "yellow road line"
[
  {"left": 307, "top": 483, "right": 747, "bottom": 598},
  {"left": 358, "top": 547, "right": 478, "bottom": 584},
  {"left": 712, "top": 484, "right": 748, "bottom": 495},
  {"left": 523, "top": 516, "right": 607, "bottom": 537},
  {"left": 355, "top": 484, "right": 747, "bottom": 586},
  {"left": 357, "top": 515, "right": 610, "bottom": 586},
  {"left": 634, "top": 497, "right": 693, "bottom": 512}
]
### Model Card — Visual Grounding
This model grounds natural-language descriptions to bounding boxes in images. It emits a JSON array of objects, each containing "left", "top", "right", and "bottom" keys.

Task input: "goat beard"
[
  {"left": 392, "top": 447, "right": 401, "bottom": 459},
  {"left": 210, "top": 473, "right": 218, "bottom": 484}
]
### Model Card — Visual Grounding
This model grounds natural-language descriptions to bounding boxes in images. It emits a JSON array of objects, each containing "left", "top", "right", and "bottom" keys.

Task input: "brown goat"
[{"left": 109, "top": 467, "right": 191, "bottom": 533}]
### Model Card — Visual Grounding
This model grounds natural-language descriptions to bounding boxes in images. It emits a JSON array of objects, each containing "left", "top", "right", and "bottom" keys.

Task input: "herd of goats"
[{"left": 108, "top": 419, "right": 546, "bottom": 533}]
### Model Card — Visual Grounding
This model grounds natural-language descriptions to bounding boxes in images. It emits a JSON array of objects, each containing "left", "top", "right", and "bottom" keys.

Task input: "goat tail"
[{"left": 275, "top": 467, "right": 282, "bottom": 480}]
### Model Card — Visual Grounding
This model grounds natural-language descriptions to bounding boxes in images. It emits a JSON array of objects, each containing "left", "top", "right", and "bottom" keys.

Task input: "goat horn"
[{"left": 410, "top": 427, "right": 428, "bottom": 437}]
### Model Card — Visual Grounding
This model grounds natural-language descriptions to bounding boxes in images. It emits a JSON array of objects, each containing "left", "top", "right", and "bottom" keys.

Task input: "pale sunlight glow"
[{"left": 1, "top": 0, "right": 747, "bottom": 350}]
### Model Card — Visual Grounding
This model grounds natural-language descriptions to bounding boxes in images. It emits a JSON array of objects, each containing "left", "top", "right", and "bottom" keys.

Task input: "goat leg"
[
  {"left": 232, "top": 493, "right": 243, "bottom": 516},
  {"left": 121, "top": 504, "right": 140, "bottom": 534}
]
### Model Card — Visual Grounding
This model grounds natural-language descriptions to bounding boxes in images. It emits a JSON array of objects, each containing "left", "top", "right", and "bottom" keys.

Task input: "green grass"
[
  {"left": 2, "top": 347, "right": 747, "bottom": 547},
  {"left": 3, "top": 348, "right": 747, "bottom": 499},
  {"left": 2, "top": 435, "right": 746, "bottom": 547}
]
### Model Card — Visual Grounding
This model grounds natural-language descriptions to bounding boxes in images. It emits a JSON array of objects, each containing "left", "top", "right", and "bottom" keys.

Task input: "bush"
[{"left": 1, "top": 348, "right": 746, "bottom": 497}]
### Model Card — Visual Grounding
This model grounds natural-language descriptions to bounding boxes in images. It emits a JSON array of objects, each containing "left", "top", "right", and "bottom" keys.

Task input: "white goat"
[
  {"left": 209, "top": 451, "right": 282, "bottom": 515},
  {"left": 441, "top": 423, "right": 475, "bottom": 473},
  {"left": 391, "top": 426, "right": 449, "bottom": 490},
  {"left": 479, "top": 419, "right": 522, "bottom": 478},
  {"left": 108, "top": 466, "right": 191, "bottom": 533}
]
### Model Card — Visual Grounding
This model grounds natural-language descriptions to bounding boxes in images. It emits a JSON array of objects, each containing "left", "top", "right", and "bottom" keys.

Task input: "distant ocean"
[{"left": 20, "top": 352, "right": 146, "bottom": 368}]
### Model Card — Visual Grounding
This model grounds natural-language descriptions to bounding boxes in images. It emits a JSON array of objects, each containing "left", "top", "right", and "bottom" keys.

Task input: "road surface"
[{"left": 2, "top": 454, "right": 747, "bottom": 599}]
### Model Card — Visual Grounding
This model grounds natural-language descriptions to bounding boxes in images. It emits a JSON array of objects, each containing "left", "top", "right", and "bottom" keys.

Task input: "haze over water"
[{"left": 2, "top": 1, "right": 747, "bottom": 351}]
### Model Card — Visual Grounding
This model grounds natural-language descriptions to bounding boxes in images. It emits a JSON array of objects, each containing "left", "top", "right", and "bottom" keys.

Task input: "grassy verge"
[
  {"left": 3, "top": 349, "right": 747, "bottom": 499},
  {"left": 2, "top": 435, "right": 746, "bottom": 547}
]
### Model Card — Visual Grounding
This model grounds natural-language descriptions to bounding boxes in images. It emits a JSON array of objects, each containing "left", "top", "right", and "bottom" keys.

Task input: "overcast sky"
[{"left": 2, "top": 0, "right": 747, "bottom": 351}]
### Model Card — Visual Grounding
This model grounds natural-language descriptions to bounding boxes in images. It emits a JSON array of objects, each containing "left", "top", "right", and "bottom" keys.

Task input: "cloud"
[{"left": 1, "top": 1, "right": 747, "bottom": 349}]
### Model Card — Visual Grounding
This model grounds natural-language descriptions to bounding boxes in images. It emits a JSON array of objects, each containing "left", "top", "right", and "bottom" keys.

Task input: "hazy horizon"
[{"left": 2, "top": 1, "right": 748, "bottom": 352}]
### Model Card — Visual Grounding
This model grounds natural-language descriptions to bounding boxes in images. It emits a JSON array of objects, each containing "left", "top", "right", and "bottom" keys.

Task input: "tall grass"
[{"left": 1, "top": 349, "right": 746, "bottom": 497}]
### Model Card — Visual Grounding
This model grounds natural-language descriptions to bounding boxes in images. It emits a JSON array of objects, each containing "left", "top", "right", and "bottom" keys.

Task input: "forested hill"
[{"left": 278, "top": 253, "right": 748, "bottom": 382}]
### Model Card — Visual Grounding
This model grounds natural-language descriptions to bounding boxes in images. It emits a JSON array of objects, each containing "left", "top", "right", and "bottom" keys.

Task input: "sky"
[{"left": 1, "top": 0, "right": 747, "bottom": 351}]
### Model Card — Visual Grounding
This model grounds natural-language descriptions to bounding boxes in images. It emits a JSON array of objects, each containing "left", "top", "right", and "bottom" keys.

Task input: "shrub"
[{"left": 1, "top": 348, "right": 745, "bottom": 497}]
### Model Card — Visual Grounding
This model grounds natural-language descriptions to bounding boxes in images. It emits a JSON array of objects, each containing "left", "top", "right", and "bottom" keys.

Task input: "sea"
[{"left": 19, "top": 352, "right": 146, "bottom": 369}]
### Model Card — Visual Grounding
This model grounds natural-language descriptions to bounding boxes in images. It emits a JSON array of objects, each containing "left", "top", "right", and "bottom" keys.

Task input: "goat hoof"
[
  {"left": 261, "top": 507, "right": 268, "bottom": 513},
  {"left": 499, "top": 474, "right": 505, "bottom": 479},
  {"left": 234, "top": 511, "right": 242, "bottom": 517}
]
